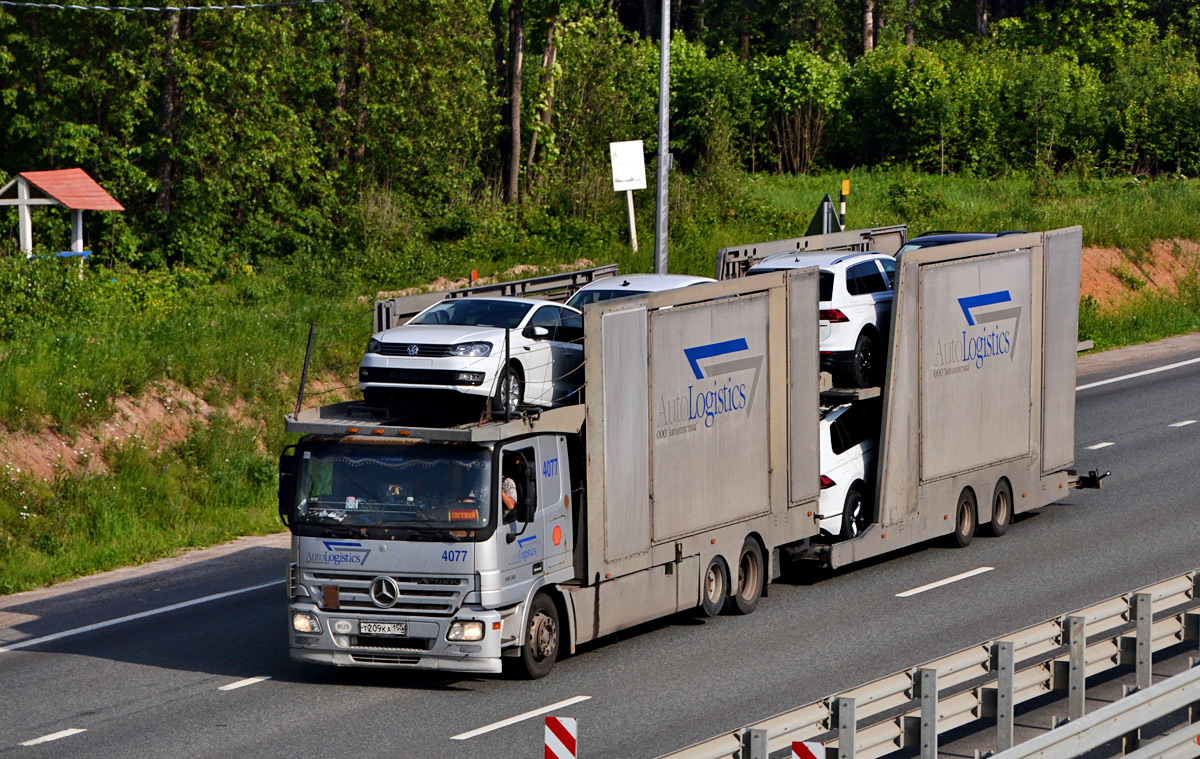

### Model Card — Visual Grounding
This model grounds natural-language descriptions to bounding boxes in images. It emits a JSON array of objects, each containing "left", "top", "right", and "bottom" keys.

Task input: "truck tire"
[
  {"left": 851, "top": 331, "right": 878, "bottom": 388},
  {"left": 952, "top": 488, "right": 977, "bottom": 548},
  {"left": 728, "top": 539, "right": 764, "bottom": 616},
  {"left": 700, "top": 557, "right": 728, "bottom": 617},
  {"left": 515, "top": 593, "right": 559, "bottom": 679},
  {"left": 841, "top": 486, "right": 869, "bottom": 539},
  {"left": 985, "top": 479, "right": 1012, "bottom": 537}
]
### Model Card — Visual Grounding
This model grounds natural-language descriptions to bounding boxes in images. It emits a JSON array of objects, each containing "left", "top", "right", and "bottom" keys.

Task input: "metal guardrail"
[
  {"left": 991, "top": 663, "right": 1200, "bottom": 759},
  {"left": 372, "top": 264, "right": 618, "bottom": 332},
  {"left": 659, "top": 569, "right": 1200, "bottom": 759},
  {"left": 714, "top": 225, "right": 907, "bottom": 281}
]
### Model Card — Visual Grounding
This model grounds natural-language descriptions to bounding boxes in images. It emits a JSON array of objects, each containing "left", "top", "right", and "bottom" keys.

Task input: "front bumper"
[
  {"left": 357, "top": 354, "right": 499, "bottom": 397},
  {"left": 288, "top": 603, "right": 504, "bottom": 673}
]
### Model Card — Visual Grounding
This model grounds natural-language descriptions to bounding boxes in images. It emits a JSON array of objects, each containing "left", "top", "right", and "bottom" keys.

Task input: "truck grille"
[
  {"left": 375, "top": 343, "right": 456, "bottom": 358},
  {"left": 352, "top": 652, "right": 422, "bottom": 665},
  {"left": 305, "top": 570, "right": 472, "bottom": 616}
]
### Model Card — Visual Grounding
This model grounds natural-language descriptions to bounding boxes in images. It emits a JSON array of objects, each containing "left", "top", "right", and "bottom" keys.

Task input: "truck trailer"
[{"left": 278, "top": 226, "right": 1095, "bottom": 678}]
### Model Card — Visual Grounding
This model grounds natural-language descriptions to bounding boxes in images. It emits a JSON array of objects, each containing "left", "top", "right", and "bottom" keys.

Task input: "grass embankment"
[{"left": 1, "top": 170, "right": 1199, "bottom": 593}]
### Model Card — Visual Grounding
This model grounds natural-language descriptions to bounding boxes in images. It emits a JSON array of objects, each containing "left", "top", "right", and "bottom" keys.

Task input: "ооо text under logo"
[
  {"left": 305, "top": 540, "right": 372, "bottom": 566},
  {"left": 931, "top": 290, "right": 1021, "bottom": 377},
  {"left": 655, "top": 338, "right": 763, "bottom": 438}
]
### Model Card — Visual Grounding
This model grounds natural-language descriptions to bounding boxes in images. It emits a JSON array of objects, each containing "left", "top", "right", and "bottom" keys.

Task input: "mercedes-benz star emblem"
[
  {"left": 406, "top": 344, "right": 419, "bottom": 356},
  {"left": 369, "top": 576, "right": 401, "bottom": 608}
]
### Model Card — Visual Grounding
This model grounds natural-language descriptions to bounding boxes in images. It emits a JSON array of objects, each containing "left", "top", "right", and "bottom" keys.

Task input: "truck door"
[
  {"left": 538, "top": 436, "right": 571, "bottom": 573},
  {"left": 498, "top": 437, "right": 571, "bottom": 574},
  {"left": 499, "top": 443, "right": 540, "bottom": 572}
]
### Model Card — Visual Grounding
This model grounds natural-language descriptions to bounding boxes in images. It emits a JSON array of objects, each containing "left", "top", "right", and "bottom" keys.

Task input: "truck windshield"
[{"left": 293, "top": 441, "right": 492, "bottom": 538}]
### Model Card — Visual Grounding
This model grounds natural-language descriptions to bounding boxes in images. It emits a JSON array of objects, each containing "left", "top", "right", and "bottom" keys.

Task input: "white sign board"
[{"left": 609, "top": 140, "right": 647, "bottom": 192}]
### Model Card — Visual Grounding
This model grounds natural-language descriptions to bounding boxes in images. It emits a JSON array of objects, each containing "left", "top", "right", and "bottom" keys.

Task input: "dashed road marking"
[
  {"left": 1086, "top": 442, "right": 1114, "bottom": 450},
  {"left": 219, "top": 676, "right": 271, "bottom": 691},
  {"left": 20, "top": 728, "right": 86, "bottom": 746},
  {"left": 451, "top": 695, "right": 592, "bottom": 740},
  {"left": 897, "top": 567, "right": 994, "bottom": 598},
  {"left": 1169, "top": 420, "right": 1196, "bottom": 428},
  {"left": 1076, "top": 357, "right": 1200, "bottom": 392}
]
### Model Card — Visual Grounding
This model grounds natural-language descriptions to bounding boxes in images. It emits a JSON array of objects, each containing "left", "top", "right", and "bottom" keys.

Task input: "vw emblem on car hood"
[
  {"left": 369, "top": 576, "right": 401, "bottom": 608},
  {"left": 406, "top": 344, "right": 419, "bottom": 356}
]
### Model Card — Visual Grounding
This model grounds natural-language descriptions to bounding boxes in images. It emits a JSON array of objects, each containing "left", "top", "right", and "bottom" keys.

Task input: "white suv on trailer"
[{"left": 748, "top": 250, "right": 895, "bottom": 387}]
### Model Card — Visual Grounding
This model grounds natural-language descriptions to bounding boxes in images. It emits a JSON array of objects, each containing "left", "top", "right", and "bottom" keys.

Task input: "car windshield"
[
  {"left": 293, "top": 442, "right": 492, "bottom": 536},
  {"left": 410, "top": 300, "right": 534, "bottom": 329},
  {"left": 565, "top": 288, "right": 649, "bottom": 309}
]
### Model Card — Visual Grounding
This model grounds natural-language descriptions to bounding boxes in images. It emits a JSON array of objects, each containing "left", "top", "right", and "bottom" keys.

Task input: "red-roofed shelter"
[{"left": 0, "top": 168, "right": 124, "bottom": 257}]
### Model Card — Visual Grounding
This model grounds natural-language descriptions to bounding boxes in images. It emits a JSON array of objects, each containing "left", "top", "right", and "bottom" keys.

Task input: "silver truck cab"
[{"left": 280, "top": 407, "right": 582, "bottom": 677}]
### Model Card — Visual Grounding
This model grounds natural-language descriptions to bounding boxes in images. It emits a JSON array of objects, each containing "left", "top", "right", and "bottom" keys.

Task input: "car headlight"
[
  {"left": 452, "top": 342, "right": 492, "bottom": 357},
  {"left": 446, "top": 620, "right": 484, "bottom": 641},
  {"left": 367, "top": 338, "right": 383, "bottom": 354},
  {"left": 292, "top": 611, "right": 322, "bottom": 634}
]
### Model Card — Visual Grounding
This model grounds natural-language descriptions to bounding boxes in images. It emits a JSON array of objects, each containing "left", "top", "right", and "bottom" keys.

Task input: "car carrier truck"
[{"left": 278, "top": 226, "right": 1099, "bottom": 678}]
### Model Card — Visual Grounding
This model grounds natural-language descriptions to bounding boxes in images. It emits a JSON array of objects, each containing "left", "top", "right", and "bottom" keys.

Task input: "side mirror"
[
  {"left": 523, "top": 325, "right": 550, "bottom": 340},
  {"left": 517, "top": 467, "right": 538, "bottom": 522},
  {"left": 278, "top": 447, "right": 298, "bottom": 527}
]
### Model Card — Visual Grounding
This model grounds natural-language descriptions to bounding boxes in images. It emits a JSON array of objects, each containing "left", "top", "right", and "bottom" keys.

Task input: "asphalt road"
[{"left": 2, "top": 338, "right": 1199, "bottom": 759}]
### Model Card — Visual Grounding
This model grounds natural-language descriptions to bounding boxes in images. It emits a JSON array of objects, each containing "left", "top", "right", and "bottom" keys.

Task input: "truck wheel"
[
  {"left": 700, "top": 557, "right": 728, "bottom": 617},
  {"left": 728, "top": 539, "right": 764, "bottom": 615},
  {"left": 515, "top": 593, "right": 559, "bottom": 679},
  {"left": 952, "top": 488, "right": 977, "bottom": 547},
  {"left": 985, "top": 480, "right": 1012, "bottom": 537},
  {"left": 494, "top": 364, "right": 523, "bottom": 416},
  {"left": 841, "top": 487, "right": 869, "bottom": 539},
  {"left": 851, "top": 332, "right": 877, "bottom": 388}
]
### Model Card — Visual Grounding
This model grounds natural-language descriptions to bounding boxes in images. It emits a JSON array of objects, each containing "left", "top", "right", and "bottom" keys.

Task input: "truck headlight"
[
  {"left": 367, "top": 338, "right": 383, "bottom": 354},
  {"left": 447, "top": 620, "right": 484, "bottom": 641},
  {"left": 452, "top": 342, "right": 492, "bottom": 357},
  {"left": 292, "top": 612, "right": 322, "bottom": 634}
]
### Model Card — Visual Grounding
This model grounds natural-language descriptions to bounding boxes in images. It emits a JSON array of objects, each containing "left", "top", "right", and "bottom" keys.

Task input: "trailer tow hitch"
[{"left": 1069, "top": 469, "right": 1111, "bottom": 489}]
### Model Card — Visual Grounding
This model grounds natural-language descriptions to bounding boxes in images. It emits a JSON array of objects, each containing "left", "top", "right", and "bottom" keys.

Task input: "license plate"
[{"left": 359, "top": 622, "right": 407, "bottom": 636}]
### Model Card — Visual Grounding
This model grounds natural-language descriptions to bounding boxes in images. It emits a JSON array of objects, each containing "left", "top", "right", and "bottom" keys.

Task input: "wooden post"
[
  {"left": 71, "top": 209, "right": 84, "bottom": 253},
  {"left": 17, "top": 176, "right": 33, "bottom": 256}
]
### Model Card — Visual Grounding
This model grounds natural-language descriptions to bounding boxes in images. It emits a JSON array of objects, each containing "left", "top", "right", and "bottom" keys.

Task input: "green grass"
[{"left": 1, "top": 168, "right": 1198, "bottom": 592}]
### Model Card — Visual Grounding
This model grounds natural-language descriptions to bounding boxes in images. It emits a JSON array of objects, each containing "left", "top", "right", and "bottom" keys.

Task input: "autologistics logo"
[
  {"left": 655, "top": 338, "right": 763, "bottom": 438},
  {"left": 305, "top": 540, "right": 372, "bottom": 566},
  {"left": 930, "top": 290, "right": 1021, "bottom": 378}
]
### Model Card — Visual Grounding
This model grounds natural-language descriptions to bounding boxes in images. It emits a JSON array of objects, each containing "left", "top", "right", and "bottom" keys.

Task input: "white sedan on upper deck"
[{"left": 358, "top": 296, "right": 584, "bottom": 414}]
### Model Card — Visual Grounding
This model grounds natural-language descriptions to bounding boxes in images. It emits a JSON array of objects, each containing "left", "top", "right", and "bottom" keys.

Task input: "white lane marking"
[
  {"left": 0, "top": 580, "right": 283, "bottom": 655},
  {"left": 1076, "top": 356, "right": 1200, "bottom": 391},
  {"left": 219, "top": 676, "right": 271, "bottom": 691},
  {"left": 450, "top": 695, "right": 592, "bottom": 741},
  {"left": 897, "top": 567, "right": 994, "bottom": 598},
  {"left": 1170, "top": 420, "right": 1196, "bottom": 427},
  {"left": 20, "top": 728, "right": 86, "bottom": 746},
  {"left": 1086, "top": 442, "right": 1115, "bottom": 450}
]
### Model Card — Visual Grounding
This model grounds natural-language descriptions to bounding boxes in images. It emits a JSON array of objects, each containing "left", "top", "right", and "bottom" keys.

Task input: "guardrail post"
[
  {"left": 1066, "top": 616, "right": 1087, "bottom": 720},
  {"left": 993, "top": 642, "right": 1015, "bottom": 751},
  {"left": 836, "top": 697, "right": 856, "bottom": 759},
  {"left": 741, "top": 728, "right": 767, "bottom": 759},
  {"left": 1134, "top": 592, "right": 1152, "bottom": 691},
  {"left": 918, "top": 668, "right": 938, "bottom": 759}
]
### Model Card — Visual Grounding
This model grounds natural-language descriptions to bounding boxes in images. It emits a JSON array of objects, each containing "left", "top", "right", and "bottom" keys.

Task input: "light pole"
[{"left": 653, "top": 0, "right": 670, "bottom": 274}]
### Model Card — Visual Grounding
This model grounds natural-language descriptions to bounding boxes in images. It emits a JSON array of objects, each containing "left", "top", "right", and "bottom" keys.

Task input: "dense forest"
[{"left": 0, "top": 0, "right": 1198, "bottom": 274}]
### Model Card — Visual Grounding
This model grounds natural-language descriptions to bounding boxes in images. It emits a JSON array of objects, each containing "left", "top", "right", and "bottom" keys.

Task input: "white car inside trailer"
[{"left": 358, "top": 296, "right": 584, "bottom": 415}]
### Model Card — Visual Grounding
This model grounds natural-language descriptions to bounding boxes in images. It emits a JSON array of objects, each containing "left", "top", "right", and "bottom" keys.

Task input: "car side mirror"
[
  {"left": 278, "top": 447, "right": 298, "bottom": 527},
  {"left": 523, "top": 325, "right": 550, "bottom": 340}
]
